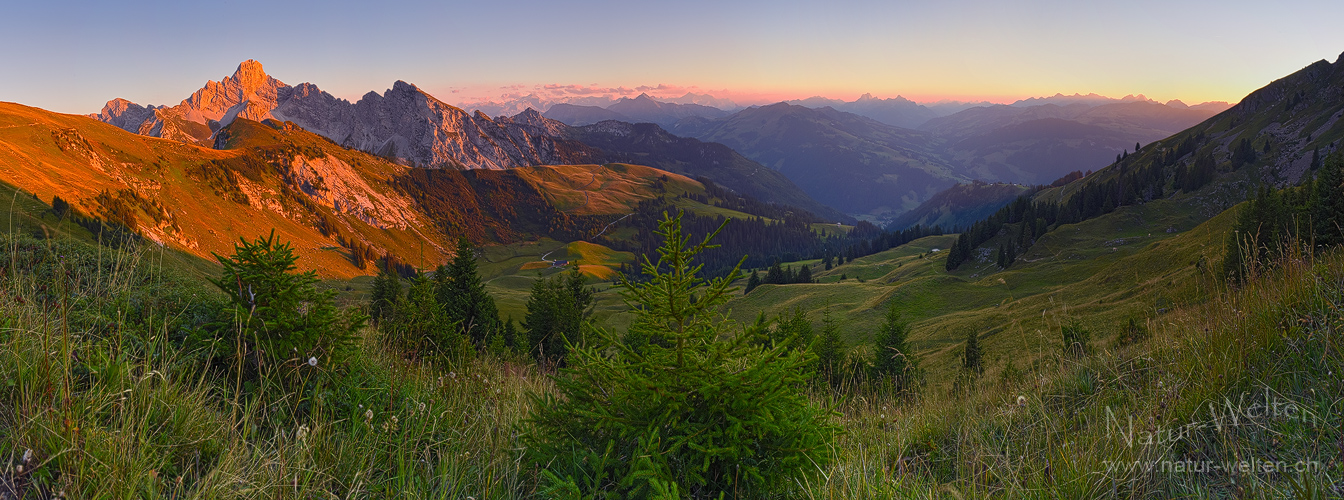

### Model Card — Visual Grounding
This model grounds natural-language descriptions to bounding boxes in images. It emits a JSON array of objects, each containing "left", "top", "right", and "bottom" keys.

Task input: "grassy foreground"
[{"left": 1, "top": 225, "right": 1340, "bottom": 497}]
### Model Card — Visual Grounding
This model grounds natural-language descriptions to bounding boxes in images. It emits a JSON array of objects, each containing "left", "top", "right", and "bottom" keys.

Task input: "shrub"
[
  {"left": 1061, "top": 320, "right": 1091, "bottom": 357},
  {"left": 208, "top": 230, "right": 363, "bottom": 375},
  {"left": 523, "top": 213, "right": 835, "bottom": 498}
]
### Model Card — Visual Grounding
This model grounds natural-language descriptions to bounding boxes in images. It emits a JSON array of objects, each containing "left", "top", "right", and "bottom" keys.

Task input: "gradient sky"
[{"left": 5, "top": 0, "right": 1343, "bottom": 114}]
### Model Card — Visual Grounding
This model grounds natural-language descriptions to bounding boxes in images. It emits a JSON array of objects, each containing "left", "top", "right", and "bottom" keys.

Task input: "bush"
[
  {"left": 207, "top": 230, "right": 364, "bottom": 376},
  {"left": 1061, "top": 320, "right": 1091, "bottom": 357},
  {"left": 523, "top": 213, "right": 836, "bottom": 498}
]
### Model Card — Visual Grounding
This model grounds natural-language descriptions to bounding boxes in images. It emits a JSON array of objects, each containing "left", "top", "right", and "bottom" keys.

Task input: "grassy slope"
[
  {"left": 726, "top": 196, "right": 1230, "bottom": 388},
  {"left": 0, "top": 103, "right": 445, "bottom": 279},
  {"left": 3, "top": 196, "right": 1337, "bottom": 497},
  {"left": 0, "top": 103, "right": 748, "bottom": 286}
]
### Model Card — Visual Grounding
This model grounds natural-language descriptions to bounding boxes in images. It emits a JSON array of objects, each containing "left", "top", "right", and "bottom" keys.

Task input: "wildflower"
[
  {"left": 308, "top": 357, "right": 318, "bottom": 367},
  {"left": 1017, "top": 395, "right": 1027, "bottom": 407},
  {"left": 22, "top": 448, "right": 32, "bottom": 463},
  {"left": 391, "top": 416, "right": 399, "bottom": 425},
  {"left": 364, "top": 409, "right": 373, "bottom": 422},
  {"left": 296, "top": 425, "right": 309, "bottom": 442}
]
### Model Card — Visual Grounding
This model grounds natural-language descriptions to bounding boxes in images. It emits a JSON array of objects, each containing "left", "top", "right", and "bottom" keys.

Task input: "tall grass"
[
  {"left": 806, "top": 243, "right": 1343, "bottom": 498},
  {"left": 2, "top": 227, "right": 1339, "bottom": 498},
  {"left": 0, "top": 233, "right": 548, "bottom": 498}
]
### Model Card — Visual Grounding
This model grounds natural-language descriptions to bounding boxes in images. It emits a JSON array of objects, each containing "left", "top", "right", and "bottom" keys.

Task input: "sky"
[{"left": 4, "top": 0, "right": 1344, "bottom": 114}]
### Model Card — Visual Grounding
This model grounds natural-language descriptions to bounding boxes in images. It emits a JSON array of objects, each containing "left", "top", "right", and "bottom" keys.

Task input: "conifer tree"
[
  {"left": 872, "top": 302, "right": 917, "bottom": 393},
  {"left": 813, "top": 306, "right": 845, "bottom": 383},
  {"left": 765, "top": 260, "right": 785, "bottom": 284},
  {"left": 368, "top": 268, "right": 403, "bottom": 325},
  {"left": 209, "top": 230, "right": 363, "bottom": 373},
  {"left": 962, "top": 330, "right": 983, "bottom": 377},
  {"left": 525, "top": 267, "right": 594, "bottom": 365},
  {"left": 439, "top": 236, "right": 500, "bottom": 346},
  {"left": 1314, "top": 152, "right": 1344, "bottom": 248},
  {"left": 745, "top": 269, "right": 762, "bottom": 293},
  {"left": 797, "top": 264, "right": 813, "bottom": 283},
  {"left": 524, "top": 213, "right": 834, "bottom": 496}
]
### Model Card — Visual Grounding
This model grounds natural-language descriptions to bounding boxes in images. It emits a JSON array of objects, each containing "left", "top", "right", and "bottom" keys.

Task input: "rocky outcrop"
[{"left": 92, "top": 60, "right": 285, "bottom": 145}]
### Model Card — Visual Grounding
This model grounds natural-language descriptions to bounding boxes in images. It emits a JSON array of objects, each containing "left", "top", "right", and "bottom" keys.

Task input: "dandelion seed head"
[
  {"left": 1017, "top": 395, "right": 1027, "bottom": 406},
  {"left": 308, "top": 357, "right": 318, "bottom": 367}
]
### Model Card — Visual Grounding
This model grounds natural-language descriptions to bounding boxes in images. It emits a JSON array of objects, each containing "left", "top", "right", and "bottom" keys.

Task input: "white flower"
[
  {"left": 391, "top": 416, "right": 399, "bottom": 425},
  {"left": 308, "top": 357, "right": 318, "bottom": 367},
  {"left": 1016, "top": 395, "right": 1027, "bottom": 407},
  {"left": 364, "top": 409, "right": 374, "bottom": 421},
  {"left": 296, "top": 425, "right": 309, "bottom": 442},
  {"left": 22, "top": 448, "right": 32, "bottom": 463}
]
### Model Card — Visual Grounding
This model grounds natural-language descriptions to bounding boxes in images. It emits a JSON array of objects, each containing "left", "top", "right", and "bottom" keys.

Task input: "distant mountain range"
[
  {"left": 671, "top": 103, "right": 965, "bottom": 216},
  {"left": 89, "top": 60, "right": 1233, "bottom": 223},
  {"left": 536, "top": 91, "right": 1226, "bottom": 220},
  {"left": 923, "top": 99, "right": 1227, "bottom": 185},
  {"left": 90, "top": 61, "right": 836, "bottom": 220},
  {"left": 542, "top": 94, "right": 729, "bottom": 129}
]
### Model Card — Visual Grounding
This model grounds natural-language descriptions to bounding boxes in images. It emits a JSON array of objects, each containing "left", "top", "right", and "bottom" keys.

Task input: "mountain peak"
[{"left": 231, "top": 59, "right": 268, "bottom": 87}]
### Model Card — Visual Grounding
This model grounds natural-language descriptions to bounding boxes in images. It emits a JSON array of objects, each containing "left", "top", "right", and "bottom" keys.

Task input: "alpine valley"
[{"left": 1, "top": 49, "right": 1343, "bottom": 499}]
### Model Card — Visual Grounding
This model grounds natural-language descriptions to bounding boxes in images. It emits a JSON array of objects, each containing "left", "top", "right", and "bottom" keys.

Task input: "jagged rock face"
[
  {"left": 92, "top": 60, "right": 285, "bottom": 145},
  {"left": 95, "top": 98, "right": 157, "bottom": 131},
  {"left": 94, "top": 61, "right": 601, "bottom": 170},
  {"left": 273, "top": 80, "right": 602, "bottom": 169}
]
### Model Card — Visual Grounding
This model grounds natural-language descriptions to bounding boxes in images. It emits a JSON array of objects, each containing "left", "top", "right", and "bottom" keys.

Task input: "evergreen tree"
[
  {"left": 525, "top": 267, "right": 595, "bottom": 365},
  {"left": 368, "top": 268, "right": 403, "bottom": 325},
  {"left": 50, "top": 195, "right": 69, "bottom": 219},
  {"left": 871, "top": 302, "right": 917, "bottom": 393},
  {"left": 961, "top": 330, "right": 983, "bottom": 377},
  {"left": 503, "top": 316, "right": 521, "bottom": 352},
  {"left": 774, "top": 307, "right": 814, "bottom": 352},
  {"left": 1314, "top": 152, "right": 1344, "bottom": 248},
  {"left": 813, "top": 306, "right": 845, "bottom": 384},
  {"left": 524, "top": 213, "right": 835, "bottom": 496},
  {"left": 797, "top": 264, "right": 813, "bottom": 283},
  {"left": 207, "top": 230, "right": 363, "bottom": 374},
  {"left": 397, "top": 272, "right": 471, "bottom": 362},
  {"left": 439, "top": 236, "right": 500, "bottom": 346},
  {"left": 745, "top": 269, "right": 762, "bottom": 293},
  {"left": 765, "top": 261, "right": 785, "bottom": 284}
]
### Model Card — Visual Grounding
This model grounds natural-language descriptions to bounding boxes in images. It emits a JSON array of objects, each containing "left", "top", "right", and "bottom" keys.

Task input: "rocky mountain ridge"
[{"left": 95, "top": 61, "right": 602, "bottom": 170}]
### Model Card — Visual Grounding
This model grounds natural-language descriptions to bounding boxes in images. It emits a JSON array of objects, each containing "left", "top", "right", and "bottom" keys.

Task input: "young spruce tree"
[
  {"left": 524, "top": 212, "right": 835, "bottom": 498},
  {"left": 872, "top": 302, "right": 918, "bottom": 394}
]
